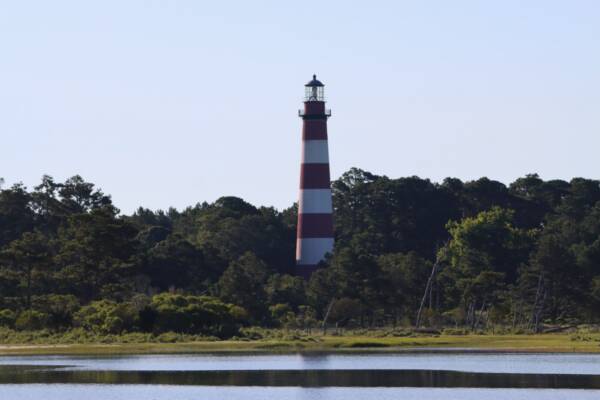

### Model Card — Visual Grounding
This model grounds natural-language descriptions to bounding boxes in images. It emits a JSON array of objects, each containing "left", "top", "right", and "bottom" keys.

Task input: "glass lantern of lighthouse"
[{"left": 304, "top": 74, "right": 325, "bottom": 102}]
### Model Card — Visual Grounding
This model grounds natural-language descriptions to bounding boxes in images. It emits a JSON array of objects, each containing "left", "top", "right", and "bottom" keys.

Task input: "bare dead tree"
[
  {"left": 416, "top": 243, "right": 448, "bottom": 328},
  {"left": 529, "top": 271, "right": 546, "bottom": 333},
  {"left": 416, "top": 262, "right": 437, "bottom": 328},
  {"left": 468, "top": 301, "right": 478, "bottom": 330},
  {"left": 321, "top": 298, "right": 336, "bottom": 335},
  {"left": 474, "top": 301, "right": 487, "bottom": 329}
]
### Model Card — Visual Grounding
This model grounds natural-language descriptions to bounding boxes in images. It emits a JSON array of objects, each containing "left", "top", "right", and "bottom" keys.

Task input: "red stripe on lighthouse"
[
  {"left": 297, "top": 214, "right": 334, "bottom": 238},
  {"left": 300, "top": 164, "right": 331, "bottom": 189},
  {"left": 304, "top": 101, "right": 326, "bottom": 115},
  {"left": 302, "top": 120, "right": 328, "bottom": 140}
]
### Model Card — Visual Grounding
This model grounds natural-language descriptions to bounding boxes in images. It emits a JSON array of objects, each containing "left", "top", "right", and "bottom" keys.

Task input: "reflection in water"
[
  {"left": 5, "top": 351, "right": 600, "bottom": 375},
  {"left": 3, "top": 352, "right": 600, "bottom": 375},
  {"left": 3, "top": 366, "right": 600, "bottom": 389},
  {"left": 3, "top": 355, "right": 600, "bottom": 400}
]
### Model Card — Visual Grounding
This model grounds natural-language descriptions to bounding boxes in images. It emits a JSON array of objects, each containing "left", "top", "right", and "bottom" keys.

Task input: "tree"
[
  {"left": 142, "top": 234, "right": 212, "bottom": 292},
  {"left": 0, "top": 183, "right": 35, "bottom": 247},
  {"left": 217, "top": 252, "right": 270, "bottom": 322},
  {"left": 4, "top": 171, "right": 600, "bottom": 334},
  {"left": 54, "top": 207, "right": 138, "bottom": 302},
  {"left": 333, "top": 169, "right": 459, "bottom": 259},
  {"left": 442, "top": 207, "right": 536, "bottom": 328},
  {"left": 265, "top": 274, "right": 306, "bottom": 310},
  {"left": 58, "top": 175, "right": 113, "bottom": 214},
  {"left": 378, "top": 252, "right": 431, "bottom": 323},
  {"left": 0, "top": 231, "right": 53, "bottom": 308}
]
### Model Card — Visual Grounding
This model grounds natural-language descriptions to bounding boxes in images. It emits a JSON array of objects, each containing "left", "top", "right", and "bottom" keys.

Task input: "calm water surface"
[
  {"left": 1, "top": 352, "right": 600, "bottom": 399},
  {"left": 2, "top": 352, "right": 600, "bottom": 374},
  {"left": 2, "top": 386, "right": 600, "bottom": 400}
]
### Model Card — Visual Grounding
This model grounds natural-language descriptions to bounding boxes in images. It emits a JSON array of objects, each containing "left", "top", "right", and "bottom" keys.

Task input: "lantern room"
[{"left": 304, "top": 74, "right": 325, "bottom": 102}]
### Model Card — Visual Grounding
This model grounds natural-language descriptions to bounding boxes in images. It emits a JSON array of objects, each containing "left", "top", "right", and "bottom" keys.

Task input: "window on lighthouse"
[{"left": 305, "top": 85, "right": 324, "bottom": 101}]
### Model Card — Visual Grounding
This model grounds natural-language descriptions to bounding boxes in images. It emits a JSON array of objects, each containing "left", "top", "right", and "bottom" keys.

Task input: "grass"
[{"left": 1, "top": 331, "right": 600, "bottom": 355}]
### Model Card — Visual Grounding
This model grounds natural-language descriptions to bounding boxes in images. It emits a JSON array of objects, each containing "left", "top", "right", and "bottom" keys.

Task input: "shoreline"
[{"left": 1, "top": 334, "right": 599, "bottom": 356}]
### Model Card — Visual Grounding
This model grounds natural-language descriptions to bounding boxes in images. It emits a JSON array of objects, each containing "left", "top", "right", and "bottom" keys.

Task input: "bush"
[
  {"left": 269, "top": 303, "right": 293, "bottom": 326},
  {"left": 156, "top": 331, "right": 182, "bottom": 343},
  {"left": 15, "top": 310, "right": 49, "bottom": 331},
  {"left": 0, "top": 309, "right": 16, "bottom": 327},
  {"left": 442, "top": 327, "right": 470, "bottom": 335},
  {"left": 73, "top": 300, "right": 139, "bottom": 334},
  {"left": 442, "top": 307, "right": 466, "bottom": 326},
  {"left": 238, "top": 326, "right": 267, "bottom": 340},
  {"left": 32, "top": 295, "right": 80, "bottom": 329},
  {"left": 150, "top": 293, "right": 245, "bottom": 337},
  {"left": 329, "top": 298, "right": 362, "bottom": 326}
]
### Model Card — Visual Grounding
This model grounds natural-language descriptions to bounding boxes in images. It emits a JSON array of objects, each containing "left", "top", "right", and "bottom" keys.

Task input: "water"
[
  {"left": 3, "top": 386, "right": 600, "bottom": 400},
  {"left": 1, "top": 351, "right": 600, "bottom": 399},
  {"left": 2, "top": 351, "right": 600, "bottom": 374}
]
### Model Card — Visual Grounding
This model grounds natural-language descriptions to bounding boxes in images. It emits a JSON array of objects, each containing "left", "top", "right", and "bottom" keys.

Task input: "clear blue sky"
[{"left": 1, "top": 1, "right": 599, "bottom": 213}]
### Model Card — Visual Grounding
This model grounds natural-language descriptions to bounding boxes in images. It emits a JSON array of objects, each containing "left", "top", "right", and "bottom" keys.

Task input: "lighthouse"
[{"left": 295, "top": 75, "right": 334, "bottom": 278}]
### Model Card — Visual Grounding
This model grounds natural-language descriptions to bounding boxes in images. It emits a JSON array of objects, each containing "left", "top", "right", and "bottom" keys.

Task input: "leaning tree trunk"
[
  {"left": 474, "top": 301, "right": 486, "bottom": 330},
  {"left": 530, "top": 272, "right": 546, "bottom": 333},
  {"left": 416, "top": 243, "right": 448, "bottom": 328},
  {"left": 466, "top": 301, "right": 477, "bottom": 330},
  {"left": 321, "top": 298, "right": 336, "bottom": 335},
  {"left": 416, "top": 261, "right": 438, "bottom": 328}
]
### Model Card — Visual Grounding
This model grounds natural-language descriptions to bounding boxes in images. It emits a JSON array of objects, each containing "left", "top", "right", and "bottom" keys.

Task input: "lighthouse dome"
[{"left": 305, "top": 74, "right": 324, "bottom": 87}]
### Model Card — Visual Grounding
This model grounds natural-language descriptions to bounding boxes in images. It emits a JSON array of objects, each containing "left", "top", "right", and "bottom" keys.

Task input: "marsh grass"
[{"left": 1, "top": 326, "right": 600, "bottom": 355}]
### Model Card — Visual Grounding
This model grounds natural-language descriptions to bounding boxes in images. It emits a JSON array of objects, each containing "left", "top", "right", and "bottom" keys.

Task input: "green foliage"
[
  {"left": 329, "top": 298, "right": 363, "bottom": 324},
  {"left": 265, "top": 274, "right": 306, "bottom": 309},
  {"left": 2, "top": 172, "right": 600, "bottom": 337},
  {"left": 54, "top": 208, "right": 138, "bottom": 302},
  {"left": 441, "top": 207, "right": 535, "bottom": 327},
  {"left": 0, "top": 309, "right": 16, "bottom": 327},
  {"left": 15, "top": 310, "right": 49, "bottom": 331},
  {"left": 74, "top": 300, "right": 139, "bottom": 334},
  {"left": 32, "top": 294, "right": 80, "bottom": 329},
  {"left": 446, "top": 207, "right": 535, "bottom": 280},
  {"left": 142, "top": 234, "right": 210, "bottom": 292},
  {"left": 150, "top": 293, "right": 244, "bottom": 337},
  {"left": 286, "top": 305, "right": 318, "bottom": 330},
  {"left": 269, "top": 303, "right": 293, "bottom": 325},
  {"left": 378, "top": 252, "right": 431, "bottom": 316},
  {"left": 218, "top": 252, "right": 270, "bottom": 321},
  {"left": 0, "top": 231, "right": 53, "bottom": 306}
]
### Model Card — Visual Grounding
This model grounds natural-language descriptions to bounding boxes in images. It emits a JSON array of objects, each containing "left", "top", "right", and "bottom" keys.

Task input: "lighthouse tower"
[{"left": 296, "top": 75, "right": 334, "bottom": 278}]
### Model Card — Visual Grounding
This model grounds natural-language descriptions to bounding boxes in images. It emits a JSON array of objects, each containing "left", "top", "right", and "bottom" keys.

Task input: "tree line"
[{"left": 0, "top": 169, "right": 599, "bottom": 336}]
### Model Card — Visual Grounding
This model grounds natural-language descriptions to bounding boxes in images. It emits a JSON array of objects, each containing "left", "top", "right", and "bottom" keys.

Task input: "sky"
[{"left": 1, "top": 1, "right": 599, "bottom": 213}]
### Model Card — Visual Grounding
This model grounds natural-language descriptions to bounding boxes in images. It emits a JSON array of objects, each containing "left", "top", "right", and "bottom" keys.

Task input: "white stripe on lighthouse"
[
  {"left": 296, "top": 238, "right": 335, "bottom": 265},
  {"left": 299, "top": 189, "right": 333, "bottom": 214},
  {"left": 301, "top": 140, "right": 329, "bottom": 164}
]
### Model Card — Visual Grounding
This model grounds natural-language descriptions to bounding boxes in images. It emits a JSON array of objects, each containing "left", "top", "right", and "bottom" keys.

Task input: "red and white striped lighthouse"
[{"left": 296, "top": 75, "right": 334, "bottom": 278}]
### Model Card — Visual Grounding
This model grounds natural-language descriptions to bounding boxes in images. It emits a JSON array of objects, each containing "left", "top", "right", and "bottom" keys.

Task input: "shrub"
[
  {"left": 442, "top": 327, "right": 470, "bottom": 335},
  {"left": 73, "top": 300, "right": 139, "bottom": 334},
  {"left": 156, "top": 331, "right": 182, "bottom": 343},
  {"left": 0, "top": 309, "right": 16, "bottom": 327},
  {"left": 238, "top": 326, "right": 267, "bottom": 340},
  {"left": 15, "top": 310, "right": 49, "bottom": 331},
  {"left": 32, "top": 295, "right": 80, "bottom": 329},
  {"left": 329, "top": 298, "right": 362, "bottom": 326},
  {"left": 269, "top": 303, "right": 293, "bottom": 326},
  {"left": 150, "top": 293, "right": 245, "bottom": 337},
  {"left": 442, "top": 307, "right": 467, "bottom": 326}
]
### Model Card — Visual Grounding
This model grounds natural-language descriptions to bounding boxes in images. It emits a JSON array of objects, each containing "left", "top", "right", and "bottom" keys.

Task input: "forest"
[{"left": 0, "top": 169, "right": 599, "bottom": 338}]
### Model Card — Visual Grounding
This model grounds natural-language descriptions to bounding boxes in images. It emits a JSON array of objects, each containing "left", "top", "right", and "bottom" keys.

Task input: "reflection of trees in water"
[{"left": 1, "top": 367, "right": 600, "bottom": 389}]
